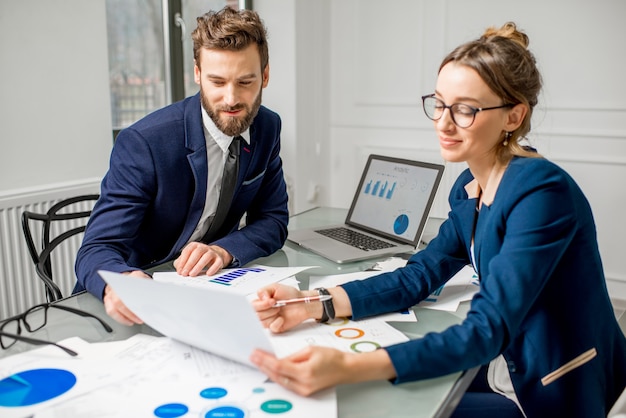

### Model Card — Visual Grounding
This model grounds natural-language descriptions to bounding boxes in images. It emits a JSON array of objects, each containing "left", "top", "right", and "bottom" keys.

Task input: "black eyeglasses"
[
  {"left": 0, "top": 303, "right": 113, "bottom": 356},
  {"left": 421, "top": 94, "right": 513, "bottom": 128}
]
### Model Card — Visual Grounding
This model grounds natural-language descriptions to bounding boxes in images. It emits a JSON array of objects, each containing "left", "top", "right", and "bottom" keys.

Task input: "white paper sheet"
[
  {"left": 269, "top": 317, "right": 410, "bottom": 358},
  {"left": 310, "top": 265, "right": 479, "bottom": 314},
  {"left": 33, "top": 335, "right": 337, "bottom": 418},
  {"left": 118, "top": 373, "right": 336, "bottom": 418},
  {"left": 153, "top": 265, "right": 318, "bottom": 295},
  {"left": 369, "top": 256, "right": 409, "bottom": 272},
  {"left": 417, "top": 265, "right": 480, "bottom": 311},
  {"left": 99, "top": 270, "right": 275, "bottom": 367},
  {"left": 0, "top": 340, "right": 134, "bottom": 418}
]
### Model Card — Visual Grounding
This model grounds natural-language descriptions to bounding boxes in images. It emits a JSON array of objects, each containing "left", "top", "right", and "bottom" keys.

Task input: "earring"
[{"left": 503, "top": 131, "right": 512, "bottom": 146}]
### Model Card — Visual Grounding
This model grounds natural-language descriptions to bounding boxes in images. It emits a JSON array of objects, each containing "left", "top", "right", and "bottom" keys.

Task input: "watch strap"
[{"left": 315, "top": 287, "right": 335, "bottom": 323}]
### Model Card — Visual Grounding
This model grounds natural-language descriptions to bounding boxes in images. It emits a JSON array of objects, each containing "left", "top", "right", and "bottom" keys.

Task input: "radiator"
[{"left": 0, "top": 180, "right": 100, "bottom": 320}]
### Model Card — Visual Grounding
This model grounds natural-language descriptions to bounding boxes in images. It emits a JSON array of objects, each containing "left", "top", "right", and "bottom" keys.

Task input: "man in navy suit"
[{"left": 75, "top": 7, "right": 289, "bottom": 325}]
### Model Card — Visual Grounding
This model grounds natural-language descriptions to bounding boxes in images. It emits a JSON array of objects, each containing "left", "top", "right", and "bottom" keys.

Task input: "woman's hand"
[
  {"left": 252, "top": 284, "right": 321, "bottom": 333},
  {"left": 250, "top": 345, "right": 396, "bottom": 396},
  {"left": 250, "top": 346, "right": 352, "bottom": 396}
]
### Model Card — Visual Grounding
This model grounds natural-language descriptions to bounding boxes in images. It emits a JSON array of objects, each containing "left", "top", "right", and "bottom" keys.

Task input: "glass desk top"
[{"left": 1, "top": 207, "right": 472, "bottom": 418}]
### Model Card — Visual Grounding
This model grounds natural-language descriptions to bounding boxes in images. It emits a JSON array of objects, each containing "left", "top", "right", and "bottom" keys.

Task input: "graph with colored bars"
[
  {"left": 364, "top": 179, "right": 396, "bottom": 200},
  {"left": 425, "top": 285, "right": 445, "bottom": 303},
  {"left": 210, "top": 267, "right": 266, "bottom": 286}
]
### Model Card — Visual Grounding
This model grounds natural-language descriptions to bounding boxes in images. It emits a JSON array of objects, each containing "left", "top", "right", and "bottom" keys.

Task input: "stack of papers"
[
  {"left": 310, "top": 260, "right": 479, "bottom": 314},
  {"left": 0, "top": 262, "right": 479, "bottom": 417},
  {"left": 0, "top": 335, "right": 336, "bottom": 418}
]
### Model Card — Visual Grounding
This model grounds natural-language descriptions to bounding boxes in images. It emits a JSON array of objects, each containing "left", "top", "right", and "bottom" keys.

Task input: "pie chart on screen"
[
  {"left": 393, "top": 214, "right": 410, "bottom": 235},
  {"left": 0, "top": 368, "right": 77, "bottom": 407}
]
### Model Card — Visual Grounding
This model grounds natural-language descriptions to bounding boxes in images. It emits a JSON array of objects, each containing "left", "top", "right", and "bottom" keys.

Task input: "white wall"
[
  {"left": 0, "top": 0, "right": 111, "bottom": 195},
  {"left": 255, "top": 0, "right": 331, "bottom": 213},
  {"left": 2, "top": 0, "right": 624, "bottom": 299},
  {"left": 257, "top": 0, "right": 626, "bottom": 299}
]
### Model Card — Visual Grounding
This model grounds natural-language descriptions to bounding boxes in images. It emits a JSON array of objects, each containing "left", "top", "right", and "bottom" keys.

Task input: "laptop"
[
  {"left": 99, "top": 270, "right": 275, "bottom": 367},
  {"left": 288, "top": 154, "right": 445, "bottom": 263}
]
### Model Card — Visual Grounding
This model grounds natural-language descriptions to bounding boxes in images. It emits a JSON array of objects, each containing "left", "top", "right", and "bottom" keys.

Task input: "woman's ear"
[{"left": 504, "top": 103, "right": 528, "bottom": 132}]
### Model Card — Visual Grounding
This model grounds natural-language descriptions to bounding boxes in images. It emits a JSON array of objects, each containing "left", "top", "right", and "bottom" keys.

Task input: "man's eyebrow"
[{"left": 207, "top": 73, "right": 258, "bottom": 80}]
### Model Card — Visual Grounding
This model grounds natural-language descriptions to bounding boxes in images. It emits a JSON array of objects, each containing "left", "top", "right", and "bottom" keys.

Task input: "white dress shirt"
[{"left": 186, "top": 107, "right": 250, "bottom": 244}]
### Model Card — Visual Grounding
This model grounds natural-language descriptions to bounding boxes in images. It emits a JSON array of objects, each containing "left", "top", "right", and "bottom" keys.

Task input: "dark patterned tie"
[{"left": 201, "top": 136, "right": 241, "bottom": 243}]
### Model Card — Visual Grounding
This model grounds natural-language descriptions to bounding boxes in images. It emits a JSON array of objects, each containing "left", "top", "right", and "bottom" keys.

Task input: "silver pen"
[{"left": 272, "top": 294, "right": 332, "bottom": 307}]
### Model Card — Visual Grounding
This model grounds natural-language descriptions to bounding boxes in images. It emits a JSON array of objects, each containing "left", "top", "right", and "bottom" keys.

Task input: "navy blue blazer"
[
  {"left": 75, "top": 94, "right": 289, "bottom": 299},
  {"left": 343, "top": 157, "right": 626, "bottom": 417}
]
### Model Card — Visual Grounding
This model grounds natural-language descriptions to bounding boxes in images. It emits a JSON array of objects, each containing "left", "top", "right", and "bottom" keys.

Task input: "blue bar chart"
[{"left": 209, "top": 267, "right": 266, "bottom": 286}]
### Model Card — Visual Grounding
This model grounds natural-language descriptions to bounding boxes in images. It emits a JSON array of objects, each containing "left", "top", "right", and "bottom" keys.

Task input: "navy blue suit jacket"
[
  {"left": 75, "top": 94, "right": 289, "bottom": 299},
  {"left": 343, "top": 157, "right": 626, "bottom": 417}
]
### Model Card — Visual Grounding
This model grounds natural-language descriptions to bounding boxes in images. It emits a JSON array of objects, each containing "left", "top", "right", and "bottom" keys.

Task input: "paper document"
[
  {"left": 309, "top": 264, "right": 479, "bottom": 316},
  {"left": 99, "top": 270, "right": 275, "bottom": 367},
  {"left": 369, "top": 256, "right": 409, "bottom": 272},
  {"left": 418, "top": 265, "right": 479, "bottom": 311},
  {"left": 0, "top": 340, "right": 135, "bottom": 418},
  {"left": 16, "top": 335, "right": 336, "bottom": 418},
  {"left": 153, "top": 265, "right": 317, "bottom": 295},
  {"left": 270, "top": 317, "right": 410, "bottom": 358},
  {"left": 116, "top": 372, "right": 336, "bottom": 418}
]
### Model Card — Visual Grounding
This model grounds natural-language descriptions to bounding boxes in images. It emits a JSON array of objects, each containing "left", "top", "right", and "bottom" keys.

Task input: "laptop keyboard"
[{"left": 315, "top": 227, "right": 396, "bottom": 251}]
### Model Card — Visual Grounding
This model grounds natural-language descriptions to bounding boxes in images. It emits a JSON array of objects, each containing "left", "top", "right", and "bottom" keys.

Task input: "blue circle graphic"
[
  {"left": 200, "top": 387, "right": 228, "bottom": 399},
  {"left": 205, "top": 405, "right": 245, "bottom": 418},
  {"left": 154, "top": 403, "right": 189, "bottom": 417},
  {"left": 393, "top": 214, "right": 409, "bottom": 235},
  {"left": 0, "top": 368, "right": 77, "bottom": 407}
]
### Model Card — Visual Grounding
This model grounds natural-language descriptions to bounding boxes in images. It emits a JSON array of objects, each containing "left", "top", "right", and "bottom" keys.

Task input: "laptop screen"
[{"left": 345, "top": 155, "right": 444, "bottom": 246}]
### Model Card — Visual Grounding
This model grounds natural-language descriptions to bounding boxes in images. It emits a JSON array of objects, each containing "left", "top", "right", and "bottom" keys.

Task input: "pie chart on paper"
[{"left": 0, "top": 368, "right": 77, "bottom": 407}]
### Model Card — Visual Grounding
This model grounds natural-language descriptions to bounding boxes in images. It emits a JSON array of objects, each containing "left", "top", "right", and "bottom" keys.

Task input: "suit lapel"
[{"left": 170, "top": 95, "right": 208, "bottom": 255}]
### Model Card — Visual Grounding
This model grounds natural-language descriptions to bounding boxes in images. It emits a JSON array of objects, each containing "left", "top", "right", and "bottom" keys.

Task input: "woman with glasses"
[{"left": 250, "top": 22, "right": 626, "bottom": 418}]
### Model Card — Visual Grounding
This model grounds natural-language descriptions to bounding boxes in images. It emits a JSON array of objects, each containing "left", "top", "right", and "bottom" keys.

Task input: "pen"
[{"left": 272, "top": 294, "right": 332, "bottom": 307}]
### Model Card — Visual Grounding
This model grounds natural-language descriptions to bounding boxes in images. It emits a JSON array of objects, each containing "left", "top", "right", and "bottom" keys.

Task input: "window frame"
[{"left": 111, "top": 0, "right": 252, "bottom": 141}]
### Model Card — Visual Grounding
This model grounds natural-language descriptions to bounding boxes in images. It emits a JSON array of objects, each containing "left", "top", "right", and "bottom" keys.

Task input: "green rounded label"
[{"left": 260, "top": 399, "right": 293, "bottom": 414}]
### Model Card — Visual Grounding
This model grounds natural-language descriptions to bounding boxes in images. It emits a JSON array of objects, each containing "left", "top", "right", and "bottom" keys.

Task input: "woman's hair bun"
[{"left": 482, "top": 21, "right": 529, "bottom": 49}]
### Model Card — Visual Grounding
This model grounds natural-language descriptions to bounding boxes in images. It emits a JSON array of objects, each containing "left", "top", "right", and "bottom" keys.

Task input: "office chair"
[{"left": 21, "top": 194, "right": 99, "bottom": 302}]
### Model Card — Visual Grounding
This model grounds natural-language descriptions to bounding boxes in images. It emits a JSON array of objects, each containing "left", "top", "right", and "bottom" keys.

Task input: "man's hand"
[
  {"left": 103, "top": 270, "right": 148, "bottom": 325},
  {"left": 174, "top": 242, "right": 234, "bottom": 276}
]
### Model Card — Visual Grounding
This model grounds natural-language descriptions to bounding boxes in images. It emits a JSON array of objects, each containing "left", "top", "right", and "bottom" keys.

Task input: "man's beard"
[{"left": 201, "top": 86, "right": 262, "bottom": 137}]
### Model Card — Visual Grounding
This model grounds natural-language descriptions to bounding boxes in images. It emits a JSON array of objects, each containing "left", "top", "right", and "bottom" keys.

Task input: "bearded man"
[{"left": 75, "top": 7, "right": 288, "bottom": 325}]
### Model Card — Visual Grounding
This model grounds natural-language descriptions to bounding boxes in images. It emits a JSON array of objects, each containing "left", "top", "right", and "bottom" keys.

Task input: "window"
[{"left": 105, "top": 0, "right": 250, "bottom": 138}]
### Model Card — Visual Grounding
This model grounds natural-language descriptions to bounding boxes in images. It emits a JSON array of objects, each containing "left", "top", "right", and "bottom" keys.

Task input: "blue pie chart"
[
  {"left": 0, "top": 368, "right": 77, "bottom": 407},
  {"left": 394, "top": 214, "right": 409, "bottom": 235}
]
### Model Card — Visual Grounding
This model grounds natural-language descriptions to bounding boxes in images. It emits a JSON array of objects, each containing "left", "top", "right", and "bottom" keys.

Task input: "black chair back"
[{"left": 21, "top": 194, "right": 99, "bottom": 302}]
